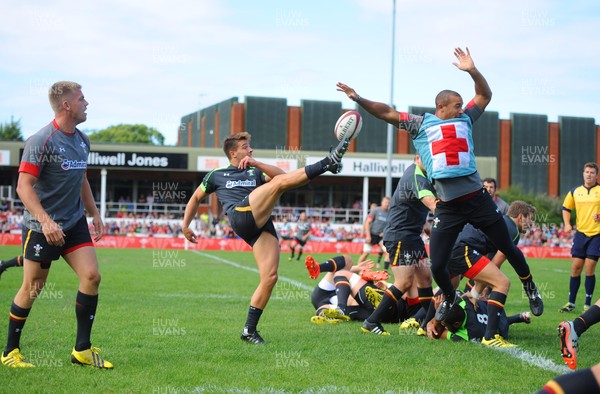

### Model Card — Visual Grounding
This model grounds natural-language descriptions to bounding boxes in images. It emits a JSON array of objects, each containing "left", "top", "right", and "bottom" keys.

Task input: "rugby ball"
[{"left": 334, "top": 110, "right": 363, "bottom": 141}]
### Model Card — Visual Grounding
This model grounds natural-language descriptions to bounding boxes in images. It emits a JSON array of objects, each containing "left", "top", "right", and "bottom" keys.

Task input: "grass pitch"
[{"left": 0, "top": 245, "right": 598, "bottom": 393}]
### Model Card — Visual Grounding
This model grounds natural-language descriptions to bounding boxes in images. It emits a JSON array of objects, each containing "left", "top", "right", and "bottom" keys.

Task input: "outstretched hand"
[
  {"left": 336, "top": 82, "right": 360, "bottom": 102},
  {"left": 452, "top": 47, "right": 475, "bottom": 72}
]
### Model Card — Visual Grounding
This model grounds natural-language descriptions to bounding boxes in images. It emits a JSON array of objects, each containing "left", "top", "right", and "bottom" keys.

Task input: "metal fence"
[{"left": 3, "top": 198, "right": 367, "bottom": 224}]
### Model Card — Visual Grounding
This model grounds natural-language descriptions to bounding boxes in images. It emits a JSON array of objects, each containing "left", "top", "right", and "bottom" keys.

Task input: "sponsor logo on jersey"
[
  {"left": 225, "top": 179, "right": 257, "bottom": 189},
  {"left": 61, "top": 159, "right": 87, "bottom": 170}
]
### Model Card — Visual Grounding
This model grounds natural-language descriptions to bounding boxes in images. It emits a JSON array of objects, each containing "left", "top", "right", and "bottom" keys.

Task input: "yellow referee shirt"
[{"left": 563, "top": 184, "right": 600, "bottom": 236}]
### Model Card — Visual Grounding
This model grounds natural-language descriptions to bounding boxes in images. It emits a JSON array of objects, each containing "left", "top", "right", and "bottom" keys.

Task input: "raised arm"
[
  {"left": 452, "top": 47, "right": 492, "bottom": 111},
  {"left": 336, "top": 82, "right": 401, "bottom": 128}
]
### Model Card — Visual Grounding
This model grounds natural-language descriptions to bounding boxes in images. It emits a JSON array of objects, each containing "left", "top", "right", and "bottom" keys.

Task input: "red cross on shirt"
[{"left": 431, "top": 124, "right": 468, "bottom": 166}]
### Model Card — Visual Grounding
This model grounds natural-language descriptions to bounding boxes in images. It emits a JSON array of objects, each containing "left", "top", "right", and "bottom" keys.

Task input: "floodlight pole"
[
  {"left": 100, "top": 168, "right": 107, "bottom": 221},
  {"left": 385, "top": 0, "right": 397, "bottom": 197}
]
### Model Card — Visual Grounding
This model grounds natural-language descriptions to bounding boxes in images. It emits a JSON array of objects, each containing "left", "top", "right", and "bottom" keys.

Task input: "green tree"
[
  {"left": 0, "top": 116, "right": 24, "bottom": 141},
  {"left": 88, "top": 124, "right": 165, "bottom": 145},
  {"left": 498, "top": 185, "right": 563, "bottom": 226}
]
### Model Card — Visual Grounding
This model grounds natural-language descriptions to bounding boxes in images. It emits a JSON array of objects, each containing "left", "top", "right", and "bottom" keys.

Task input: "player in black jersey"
[
  {"left": 182, "top": 131, "right": 351, "bottom": 344},
  {"left": 361, "top": 155, "right": 436, "bottom": 336}
]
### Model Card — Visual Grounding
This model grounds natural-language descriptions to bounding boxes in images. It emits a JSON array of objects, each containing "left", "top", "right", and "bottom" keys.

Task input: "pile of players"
[{"left": 305, "top": 158, "right": 540, "bottom": 349}]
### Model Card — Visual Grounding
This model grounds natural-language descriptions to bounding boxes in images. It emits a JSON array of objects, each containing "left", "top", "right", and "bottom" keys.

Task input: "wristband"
[{"left": 354, "top": 95, "right": 361, "bottom": 103}]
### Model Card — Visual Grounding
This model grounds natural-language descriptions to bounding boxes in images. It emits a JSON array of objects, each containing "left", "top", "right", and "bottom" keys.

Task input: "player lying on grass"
[
  {"left": 307, "top": 255, "right": 389, "bottom": 323},
  {"left": 559, "top": 297, "right": 600, "bottom": 370},
  {"left": 307, "top": 254, "right": 426, "bottom": 329},
  {"left": 314, "top": 285, "right": 423, "bottom": 328},
  {"left": 426, "top": 291, "right": 531, "bottom": 344},
  {"left": 304, "top": 253, "right": 389, "bottom": 282}
]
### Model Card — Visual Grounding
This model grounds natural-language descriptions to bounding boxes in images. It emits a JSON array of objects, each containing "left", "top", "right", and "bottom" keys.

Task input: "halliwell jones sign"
[
  {"left": 18, "top": 149, "right": 188, "bottom": 169},
  {"left": 87, "top": 151, "right": 188, "bottom": 169}
]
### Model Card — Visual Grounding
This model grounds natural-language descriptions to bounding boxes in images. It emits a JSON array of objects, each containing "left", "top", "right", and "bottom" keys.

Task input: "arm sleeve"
[
  {"left": 18, "top": 134, "right": 47, "bottom": 177},
  {"left": 398, "top": 112, "right": 424, "bottom": 139},
  {"left": 416, "top": 173, "right": 435, "bottom": 200},
  {"left": 464, "top": 100, "right": 483, "bottom": 123},
  {"left": 562, "top": 189, "right": 575, "bottom": 211},
  {"left": 200, "top": 170, "right": 217, "bottom": 194}
]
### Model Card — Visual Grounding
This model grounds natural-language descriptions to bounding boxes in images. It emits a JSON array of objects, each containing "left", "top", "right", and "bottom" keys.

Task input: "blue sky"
[{"left": 0, "top": 0, "right": 598, "bottom": 146}]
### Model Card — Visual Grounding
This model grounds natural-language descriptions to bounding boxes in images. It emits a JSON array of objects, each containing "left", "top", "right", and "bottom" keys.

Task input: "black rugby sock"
[
  {"left": 585, "top": 275, "right": 595, "bottom": 306},
  {"left": 304, "top": 158, "right": 330, "bottom": 180},
  {"left": 568, "top": 276, "right": 580, "bottom": 305},
  {"left": 244, "top": 306, "right": 263, "bottom": 334},
  {"left": 333, "top": 276, "right": 351, "bottom": 314},
  {"left": 75, "top": 291, "right": 98, "bottom": 351},
  {"left": 573, "top": 305, "right": 600, "bottom": 337},
  {"left": 368, "top": 286, "right": 403, "bottom": 324},
  {"left": 0, "top": 256, "right": 22, "bottom": 270},
  {"left": 417, "top": 287, "right": 434, "bottom": 317},
  {"left": 484, "top": 291, "right": 507, "bottom": 340},
  {"left": 539, "top": 367, "right": 600, "bottom": 394},
  {"left": 5, "top": 302, "right": 30, "bottom": 355}
]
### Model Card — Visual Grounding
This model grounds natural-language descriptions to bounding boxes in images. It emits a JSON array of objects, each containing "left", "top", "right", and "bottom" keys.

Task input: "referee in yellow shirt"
[{"left": 560, "top": 162, "right": 600, "bottom": 312}]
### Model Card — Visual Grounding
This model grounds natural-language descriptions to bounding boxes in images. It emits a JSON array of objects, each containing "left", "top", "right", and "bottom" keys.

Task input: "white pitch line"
[
  {"left": 157, "top": 293, "right": 246, "bottom": 300},
  {"left": 537, "top": 266, "right": 570, "bottom": 274},
  {"left": 493, "top": 347, "right": 571, "bottom": 375},
  {"left": 190, "top": 250, "right": 313, "bottom": 291},
  {"left": 191, "top": 251, "right": 569, "bottom": 375}
]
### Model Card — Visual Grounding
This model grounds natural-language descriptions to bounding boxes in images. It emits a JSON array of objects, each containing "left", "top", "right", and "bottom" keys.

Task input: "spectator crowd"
[{"left": 0, "top": 198, "right": 575, "bottom": 247}]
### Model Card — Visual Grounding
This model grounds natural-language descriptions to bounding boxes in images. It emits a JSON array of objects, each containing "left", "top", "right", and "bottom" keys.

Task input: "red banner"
[{"left": 0, "top": 234, "right": 572, "bottom": 258}]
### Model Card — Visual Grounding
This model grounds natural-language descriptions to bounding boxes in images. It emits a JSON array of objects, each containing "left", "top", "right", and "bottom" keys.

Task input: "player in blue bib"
[{"left": 337, "top": 47, "right": 543, "bottom": 322}]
